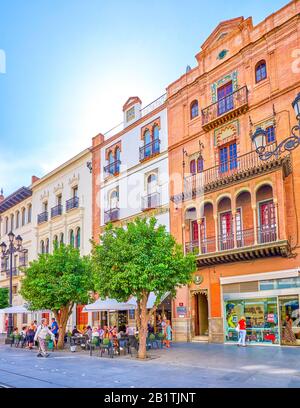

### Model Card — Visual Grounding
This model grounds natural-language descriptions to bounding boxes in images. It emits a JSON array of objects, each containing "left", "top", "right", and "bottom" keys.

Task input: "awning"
[
  {"left": 82, "top": 299, "right": 136, "bottom": 312},
  {"left": 127, "top": 292, "right": 171, "bottom": 309},
  {"left": 0, "top": 305, "right": 51, "bottom": 314},
  {"left": 0, "top": 305, "right": 30, "bottom": 314}
]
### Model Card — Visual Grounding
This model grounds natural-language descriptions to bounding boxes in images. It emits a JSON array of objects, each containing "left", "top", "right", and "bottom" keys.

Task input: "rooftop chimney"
[{"left": 31, "top": 175, "right": 40, "bottom": 184}]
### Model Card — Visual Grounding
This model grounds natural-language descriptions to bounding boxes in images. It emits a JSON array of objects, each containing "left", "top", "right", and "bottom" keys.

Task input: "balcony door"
[
  {"left": 219, "top": 142, "right": 237, "bottom": 174},
  {"left": 220, "top": 211, "right": 233, "bottom": 250},
  {"left": 259, "top": 200, "right": 276, "bottom": 243},
  {"left": 217, "top": 81, "right": 233, "bottom": 115}
]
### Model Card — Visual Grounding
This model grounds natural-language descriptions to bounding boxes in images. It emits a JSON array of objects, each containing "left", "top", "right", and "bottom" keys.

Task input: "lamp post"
[
  {"left": 0, "top": 232, "right": 24, "bottom": 336},
  {"left": 251, "top": 92, "right": 300, "bottom": 160}
]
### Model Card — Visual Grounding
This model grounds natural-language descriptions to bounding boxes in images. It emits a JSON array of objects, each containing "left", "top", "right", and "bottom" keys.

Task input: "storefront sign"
[{"left": 177, "top": 306, "right": 187, "bottom": 318}]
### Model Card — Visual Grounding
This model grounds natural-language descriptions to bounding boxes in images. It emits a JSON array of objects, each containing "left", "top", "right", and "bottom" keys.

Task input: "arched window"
[
  {"left": 75, "top": 228, "right": 81, "bottom": 249},
  {"left": 27, "top": 204, "right": 32, "bottom": 223},
  {"left": 144, "top": 130, "right": 152, "bottom": 158},
  {"left": 21, "top": 208, "right": 26, "bottom": 226},
  {"left": 16, "top": 211, "right": 20, "bottom": 229},
  {"left": 60, "top": 233, "right": 64, "bottom": 245},
  {"left": 40, "top": 240, "right": 45, "bottom": 254},
  {"left": 153, "top": 125, "right": 160, "bottom": 155},
  {"left": 53, "top": 235, "right": 58, "bottom": 247},
  {"left": 45, "top": 238, "right": 49, "bottom": 254},
  {"left": 147, "top": 174, "right": 157, "bottom": 195},
  {"left": 108, "top": 151, "right": 114, "bottom": 164},
  {"left": 197, "top": 157, "right": 204, "bottom": 173},
  {"left": 110, "top": 190, "right": 119, "bottom": 209},
  {"left": 255, "top": 60, "right": 267, "bottom": 83},
  {"left": 115, "top": 148, "right": 120, "bottom": 173},
  {"left": 153, "top": 125, "right": 159, "bottom": 140},
  {"left": 190, "top": 101, "right": 199, "bottom": 119},
  {"left": 190, "top": 159, "right": 196, "bottom": 175},
  {"left": 10, "top": 214, "right": 14, "bottom": 231},
  {"left": 69, "top": 230, "right": 74, "bottom": 247}
]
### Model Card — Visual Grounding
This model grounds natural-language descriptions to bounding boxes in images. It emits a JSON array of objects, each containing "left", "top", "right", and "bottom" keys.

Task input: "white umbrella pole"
[{"left": 107, "top": 311, "right": 110, "bottom": 327}]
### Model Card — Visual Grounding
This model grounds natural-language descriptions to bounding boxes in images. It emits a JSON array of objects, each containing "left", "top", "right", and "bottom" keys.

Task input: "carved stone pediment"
[
  {"left": 53, "top": 183, "right": 64, "bottom": 194},
  {"left": 40, "top": 190, "right": 49, "bottom": 201},
  {"left": 69, "top": 174, "right": 80, "bottom": 187}
]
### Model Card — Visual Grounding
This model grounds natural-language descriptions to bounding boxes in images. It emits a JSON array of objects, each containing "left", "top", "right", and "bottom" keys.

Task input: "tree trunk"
[
  {"left": 56, "top": 305, "right": 71, "bottom": 350},
  {"left": 137, "top": 294, "right": 148, "bottom": 359}
]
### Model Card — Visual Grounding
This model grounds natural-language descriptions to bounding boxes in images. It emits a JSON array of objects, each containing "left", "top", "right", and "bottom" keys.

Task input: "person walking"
[
  {"left": 282, "top": 314, "right": 297, "bottom": 345},
  {"left": 27, "top": 323, "right": 36, "bottom": 350},
  {"left": 51, "top": 317, "right": 59, "bottom": 348},
  {"left": 237, "top": 316, "right": 247, "bottom": 347},
  {"left": 165, "top": 320, "right": 173, "bottom": 348},
  {"left": 34, "top": 318, "right": 55, "bottom": 358}
]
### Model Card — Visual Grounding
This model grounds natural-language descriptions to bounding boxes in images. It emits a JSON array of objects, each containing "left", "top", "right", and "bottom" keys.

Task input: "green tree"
[
  {"left": 92, "top": 217, "right": 196, "bottom": 359},
  {"left": 0, "top": 288, "right": 9, "bottom": 309},
  {"left": 20, "top": 244, "right": 92, "bottom": 349}
]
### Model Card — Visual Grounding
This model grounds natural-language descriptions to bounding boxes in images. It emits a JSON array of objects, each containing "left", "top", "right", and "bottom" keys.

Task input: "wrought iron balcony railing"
[
  {"left": 139, "top": 139, "right": 161, "bottom": 161},
  {"left": 3, "top": 268, "right": 19, "bottom": 278},
  {"left": 104, "top": 160, "right": 121, "bottom": 178},
  {"left": 142, "top": 192, "right": 160, "bottom": 211},
  {"left": 104, "top": 207, "right": 120, "bottom": 224},
  {"left": 51, "top": 204, "right": 63, "bottom": 218},
  {"left": 66, "top": 197, "right": 79, "bottom": 212},
  {"left": 180, "top": 143, "right": 286, "bottom": 202},
  {"left": 185, "top": 227, "right": 278, "bottom": 255},
  {"left": 37, "top": 211, "right": 48, "bottom": 224},
  {"left": 201, "top": 86, "right": 248, "bottom": 130}
]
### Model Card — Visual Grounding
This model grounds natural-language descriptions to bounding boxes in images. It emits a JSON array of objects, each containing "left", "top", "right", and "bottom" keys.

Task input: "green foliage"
[
  {"left": 20, "top": 244, "right": 93, "bottom": 313},
  {"left": 91, "top": 217, "right": 196, "bottom": 305},
  {"left": 0, "top": 288, "right": 9, "bottom": 309}
]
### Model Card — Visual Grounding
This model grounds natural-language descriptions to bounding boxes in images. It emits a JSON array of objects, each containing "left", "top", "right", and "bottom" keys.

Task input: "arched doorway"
[{"left": 192, "top": 291, "right": 209, "bottom": 338}]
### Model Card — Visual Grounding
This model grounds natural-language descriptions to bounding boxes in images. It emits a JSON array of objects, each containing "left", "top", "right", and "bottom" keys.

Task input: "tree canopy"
[
  {"left": 20, "top": 244, "right": 93, "bottom": 348},
  {"left": 0, "top": 288, "right": 9, "bottom": 309},
  {"left": 92, "top": 217, "right": 196, "bottom": 304}
]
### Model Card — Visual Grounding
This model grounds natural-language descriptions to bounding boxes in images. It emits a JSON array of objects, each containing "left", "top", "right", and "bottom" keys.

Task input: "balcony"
[
  {"left": 1, "top": 268, "right": 19, "bottom": 278},
  {"left": 201, "top": 86, "right": 249, "bottom": 131},
  {"left": 19, "top": 253, "right": 28, "bottom": 267},
  {"left": 185, "top": 227, "right": 290, "bottom": 266},
  {"left": 104, "top": 207, "right": 120, "bottom": 224},
  {"left": 66, "top": 197, "right": 79, "bottom": 212},
  {"left": 172, "top": 146, "right": 291, "bottom": 204},
  {"left": 37, "top": 211, "right": 48, "bottom": 224},
  {"left": 51, "top": 204, "right": 63, "bottom": 218},
  {"left": 139, "top": 139, "right": 161, "bottom": 162},
  {"left": 142, "top": 192, "right": 160, "bottom": 211},
  {"left": 104, "top": 160, "right": 121, "bottom": 178}
]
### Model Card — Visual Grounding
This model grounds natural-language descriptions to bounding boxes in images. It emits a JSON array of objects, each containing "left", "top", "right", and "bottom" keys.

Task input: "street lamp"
[
  {"left": 252, "top": 92, "right": 300, "bottom": 160},
  {"left": 0, "top": 232, "right": 25, "bottom": 336}
]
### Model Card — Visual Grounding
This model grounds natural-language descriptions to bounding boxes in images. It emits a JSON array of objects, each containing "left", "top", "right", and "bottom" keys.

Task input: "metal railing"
[
  {"left": 37, "top": 211, "right": 48, "bottom": 224},
  {"left": 201, "top": 86, "right": 248, "bottom": 126},
  {"left": 51, "top": 204, "right": 63, "bottom": 218},
  {"left": 142, "top": 192, "right": 160, "bottom": 211},
  {"left": 104, "top": 207, "right": 120, "bottom": 224},
  {"left": 184, "top": 144, "right": 277, "bottom": 198},
  {"left": 139, "top": 139, "right": 160, "bottom": 161},
  {"left": 66, "top": 197, "right": 79, "bottom": 212},
  {"left": 3, "top": 268, "right": 19, "bottom": 278},
  {"left": 104, "top": 160, "right": 121, "bottom": 178},
  {"left": 185, "top": 226, "right": 277, "bottom": 255}
]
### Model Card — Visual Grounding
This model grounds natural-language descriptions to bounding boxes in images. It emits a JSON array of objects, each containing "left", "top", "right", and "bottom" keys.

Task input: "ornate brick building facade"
[{"left": 168, "top": 0, "right": 300, "bottom": 344}]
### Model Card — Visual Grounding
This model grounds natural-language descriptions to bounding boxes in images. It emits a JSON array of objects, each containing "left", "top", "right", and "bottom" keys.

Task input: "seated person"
[{"left": 72, "top": 326, "right": 81, "bottom": 336}]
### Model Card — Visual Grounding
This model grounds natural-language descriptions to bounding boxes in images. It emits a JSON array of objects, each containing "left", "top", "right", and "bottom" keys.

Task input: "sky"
[{"left": 0, "top": 0, "right": 289, "bottom": 195}]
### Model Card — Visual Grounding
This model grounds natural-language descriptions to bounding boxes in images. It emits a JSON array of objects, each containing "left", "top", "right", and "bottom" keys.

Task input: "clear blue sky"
[{"left": 0, "top": 0, "right": 288, "bottom": 195}]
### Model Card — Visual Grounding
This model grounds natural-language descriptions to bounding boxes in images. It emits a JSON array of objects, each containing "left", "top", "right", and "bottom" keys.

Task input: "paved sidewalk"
[{"left": 0, "top": 343, "right": 299, "bottom": 388}]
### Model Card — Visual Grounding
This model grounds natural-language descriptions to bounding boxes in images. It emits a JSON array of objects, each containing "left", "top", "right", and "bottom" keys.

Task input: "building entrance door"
[
  {"left": 194, "top": 293, "right": 209, "bottom": 337},
  {"left": 279, "top": 296, "right": 300, "bottom": 346}
]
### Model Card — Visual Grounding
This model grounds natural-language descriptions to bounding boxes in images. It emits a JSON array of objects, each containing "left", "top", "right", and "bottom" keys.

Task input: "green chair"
[{"left": 99, "top": 338, "right": 113, "bottom": 358}]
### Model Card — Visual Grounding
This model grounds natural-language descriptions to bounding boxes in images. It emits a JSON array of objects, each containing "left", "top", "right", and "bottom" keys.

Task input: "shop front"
[{"left": 222, "top": 269, "right": 300, "bottom": 346}]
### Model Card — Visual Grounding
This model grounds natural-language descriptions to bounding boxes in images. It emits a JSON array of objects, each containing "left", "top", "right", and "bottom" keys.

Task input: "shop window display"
[{"left": 225, "top": 297, "right": 279, "bottom": 344}]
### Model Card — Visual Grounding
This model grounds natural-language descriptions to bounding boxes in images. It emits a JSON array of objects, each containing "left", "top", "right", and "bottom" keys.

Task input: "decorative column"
[
  {"left": 273, "top": 198, "right": 279, "bottom": 240},
  {"left": 232, "top": 210, "right": 237, "bottom": 248},
  {"left": 252, "top": 205, "right": 258, "bottom": 245},
  {"left": 197, "top": 219, "right": 202, "bottom": 255},
  {"left": 213, "top": 214, "right": 218, "bottom": 251},
  {"left": 182, "top": 223, "right": 186, "bottom": 255}
]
